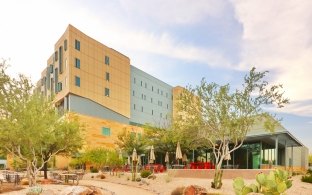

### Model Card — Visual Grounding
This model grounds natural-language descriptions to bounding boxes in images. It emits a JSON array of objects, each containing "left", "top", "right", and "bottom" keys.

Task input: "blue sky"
[{"left": 0, "top": 0, "right": 311, "bottom": 152}]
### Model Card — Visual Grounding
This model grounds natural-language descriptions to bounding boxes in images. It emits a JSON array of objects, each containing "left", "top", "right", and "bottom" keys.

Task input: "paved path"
[{"left": 79, "top": 180, "right": 156, "bottom": 195}]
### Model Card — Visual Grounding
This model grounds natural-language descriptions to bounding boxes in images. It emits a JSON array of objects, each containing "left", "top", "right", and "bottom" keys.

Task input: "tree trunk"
[
  {"left": 43, "top": 160, "right": 48, "bottom": 179},
  {"left": 211, "top": 168, "right": 223, "bottom": 189}
]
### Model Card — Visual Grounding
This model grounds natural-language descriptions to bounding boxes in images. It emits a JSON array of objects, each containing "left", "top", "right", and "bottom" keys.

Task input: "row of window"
[
  {"left": 133, "top": 104, "right": 168, "bottom": 118},
  {"left": 101, "top": 127, "right": 141, "bottom": 139},
  {"left": 133, "top": 91, "right": 169, "bottom": 109},
  {"left": 74, "top": 76, "right": 110, "bottom": 97},
  {"left": 133, "top": 77, "right": 170, "bottom": 98},
  {"left": 74, "top": 39, "right": 110, "bottom": 65}
]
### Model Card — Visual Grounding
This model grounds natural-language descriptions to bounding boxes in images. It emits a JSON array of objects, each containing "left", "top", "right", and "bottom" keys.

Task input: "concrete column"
[
  {"left": 64, "top": 96, "right": 68, "bottom": 110},
  {"left": 275, "top": 136, "right": 279, "bottom": 166},
  {"left": 291, "top": 146, "right": 294, "bottom": 170},
  {"left": 284, "top": 141, "right": 287, "bottom": 167},
  {"left": 68, "top": 94, "right": 71, "bottom": 111}
]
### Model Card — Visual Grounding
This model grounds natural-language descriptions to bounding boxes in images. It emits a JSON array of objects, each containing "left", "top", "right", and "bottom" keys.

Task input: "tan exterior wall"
[
  {"left": 172, "top": 86, "right": 185, "bottom": 120},
  {"left": 76, "top": 113, "right": 143, "bottom": 149},
  {"left": 41, "top": 24, "right": 131, "bottom": 118}
]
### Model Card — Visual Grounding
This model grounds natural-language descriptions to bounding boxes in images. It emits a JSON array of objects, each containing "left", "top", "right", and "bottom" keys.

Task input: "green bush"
[
  {"left": 301, "top": 169, "right": 312, "bottom": 183},
  {"left": 233, "top": 169, "right": 292, "bottom": 195},
  {"left": 140, "top": 170, "right": 152, "bottom": 178},
  {"left": 90, "top": 167, "right": 99, "bottom": 173}
]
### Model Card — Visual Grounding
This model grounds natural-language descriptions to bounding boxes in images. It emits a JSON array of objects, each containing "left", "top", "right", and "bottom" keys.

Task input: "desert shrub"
[
  {"left": 140, "top": 170, "right": 152, "bottom": 178},
  {"left": 302, "top": 169, "right": 312, "bottom": 183},
  {"left": 90, "top": 167, "right": 99, "bottom": 173},
  {"left": 171, "top": 186, "right": 185, "bottom": 195},
  {"left": 136, "top": 177, "right": 141, "bottom": 182},
  {"left": 26, "top": 186, "right": 43, "bottom": 195}
]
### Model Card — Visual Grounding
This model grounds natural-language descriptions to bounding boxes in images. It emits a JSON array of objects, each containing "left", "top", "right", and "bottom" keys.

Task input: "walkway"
[{"left": 79, "top": 180, "right": 156, "bottom": 195}]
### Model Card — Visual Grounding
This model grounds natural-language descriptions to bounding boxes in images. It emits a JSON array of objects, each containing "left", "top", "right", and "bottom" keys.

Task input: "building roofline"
[{"left": 130, "top": 65, "right": 173, "bottom": 88}]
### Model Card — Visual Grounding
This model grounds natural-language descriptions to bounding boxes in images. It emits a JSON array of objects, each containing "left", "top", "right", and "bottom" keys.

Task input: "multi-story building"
[
  {"left": 37, "top": 24, "right": 308, "bottom": 171},
  {"left": 37, "top": 25, "right": 173, "bottom": 162}
]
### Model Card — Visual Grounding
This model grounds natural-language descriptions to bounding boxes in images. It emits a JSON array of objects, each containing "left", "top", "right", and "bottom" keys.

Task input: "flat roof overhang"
[{"left": 244, "top": 131, "right": 304, "bottom": 148}]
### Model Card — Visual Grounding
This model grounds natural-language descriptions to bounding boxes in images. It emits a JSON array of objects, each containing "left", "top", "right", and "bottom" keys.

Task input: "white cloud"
[
  {"left": 231, "top": 0, "right": 312, "bottom": 116},
  {"left": 119, "top": 0, "right": 226, "bottom": 25},
  {"left": 0, "top": 0, "right": 230, "bottom": 83}
]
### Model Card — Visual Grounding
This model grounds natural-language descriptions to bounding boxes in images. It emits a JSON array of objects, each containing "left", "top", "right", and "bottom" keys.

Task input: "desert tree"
[{"left": 175, "top": 67, "right": 289, "bottom": 189}]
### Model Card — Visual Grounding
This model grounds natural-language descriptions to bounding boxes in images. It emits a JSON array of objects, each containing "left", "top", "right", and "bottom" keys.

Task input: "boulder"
[
  {"left": 20, "top": 178, "right": 29, "bottom": 185},
  {"left": 60, "top": 186, "right": 93, "bottom": 195},
  {"left": 183, "top": 185, "right": 207, "bottom": 195},
  {"left": 147, "top": 174, "right": 156, "bottom": 180}
]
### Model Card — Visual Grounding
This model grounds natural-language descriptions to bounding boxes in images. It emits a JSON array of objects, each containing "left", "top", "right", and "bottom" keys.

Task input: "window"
[
  {"left": 144, "top": 95, "right": 146, "bottom": 100},
  {"left": 57, "top": 82, "right": 62, "bottom": 92},
  {"left": 132, "top": 90, "right": 135, "bottom": 96},
  {"left": 49, "top": 64, "right": 54, "bottom": 73},
  {"left": 167, "top": 104, "right": 169, "bottom": 109},
  {"left": 75, "top": 76, "right": 80, "bottom": 87},
  {"left": 59, "top": 46, "right": 63, "bottom": 73},
  {"left": 54, "top": 68, "right": 58, "bottom": 93},
  {"left": 105, "top": 55, "right": 110, "bottom": 65},
  {"left": 152, "top": 86, "right": 154, "bottom": 91},
  {"left": 140, "top": 81, "right": 143, "bottom": 86},
  {"left": 54, "top": 51, "right": 58, "bottom": 61},
  {"left": 106, "top": 72, "right": 110, "bottom": 81},
  {"left": 64, "top": 39, "right": 67, "bottom": 51},
  {"left": 75, "top": 58, "right": 80, "bottom": 69},
  {"left": 152, "top": 110, "right": 153, "bottom": 115},
  {"left": 134, "top": 77, "right": 136, "bottom": 83},
  {"left": 134, "top": 104, "right": 136, "bottom": 110},
  {"left": 105, "top": 88, "right": 110, "bottom": 97},
  {"left": 161, "top": 90, "right": 163, "bottom": 95},
  {"left": 141, "top": 106, "right": 143, "bottom": 112},
  {"left": 145, "top": 83, "right": 147, "bottom": 88},
  {"left": 157, "top": 89, "right": 159, "bottom": 94},
  {"left": 101, "top": 127, "right": 111, "bottom": 136},
  {"left": 75, "top": 39, "right": 80, "bottom": 51},
  {"left": 141, "top": 94, "right": 143, "bottom": 99},
  {"left": 151, "top": 98, "right": 153, "bottom": 103}
]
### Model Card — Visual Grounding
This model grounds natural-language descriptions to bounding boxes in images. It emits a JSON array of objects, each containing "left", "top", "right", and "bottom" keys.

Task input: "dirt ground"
[{"left": 1, "top": 172, "right": 312, "bottom": 195}]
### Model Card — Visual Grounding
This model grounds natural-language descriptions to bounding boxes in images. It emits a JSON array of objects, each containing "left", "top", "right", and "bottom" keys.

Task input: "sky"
[{"left": 0, "top": 0, "right": 311, "bottom": 152}]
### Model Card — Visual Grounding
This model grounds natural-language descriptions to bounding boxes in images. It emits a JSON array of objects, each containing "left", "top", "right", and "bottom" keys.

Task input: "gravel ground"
[{"left": 2, "top": 172, "right": 312, "bottom": 195}]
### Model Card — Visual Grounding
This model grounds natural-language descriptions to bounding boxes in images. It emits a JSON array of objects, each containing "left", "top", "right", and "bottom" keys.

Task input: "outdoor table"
[
  {"left": 60, "top": 173, "right": 78, "bottom": 184},
  {"left": 172, "top": 164, "right": 185, "bottom": 169}
]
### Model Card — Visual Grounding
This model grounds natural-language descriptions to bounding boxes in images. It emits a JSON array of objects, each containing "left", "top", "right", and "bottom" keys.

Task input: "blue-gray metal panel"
[
  {"left": 69, "top": 94, "right": 129, "bottom": 124},
  {"left": 130, "top": 65, "right": 173, "bottom": 126}
]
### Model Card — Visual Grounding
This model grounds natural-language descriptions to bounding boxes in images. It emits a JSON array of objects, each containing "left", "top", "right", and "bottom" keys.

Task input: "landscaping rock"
[
  {"left": 20, "top": 178, "right": 29, "bottom": 185},
  {"left": 60, "top": 186, "right": 93, "bottom": 195},
  {"left": 171, "top": 186, "right": 185, "bottom": 195},
  {"left": 147, "top": 174, "right": 156, "bottom": 180},
  {"left": 183, "top": 185, "right": 207, "bottom": 195}
]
